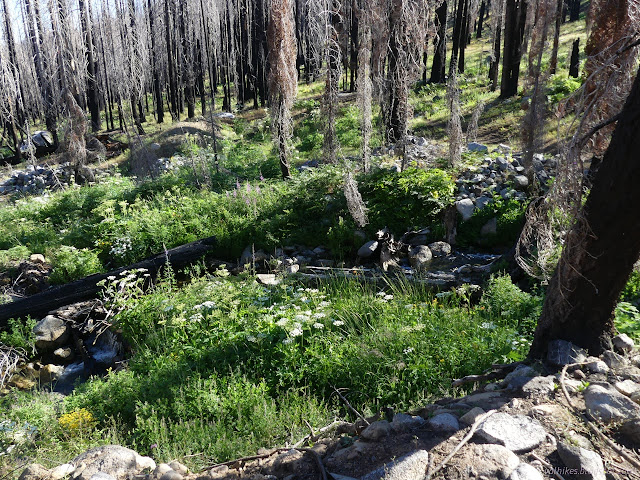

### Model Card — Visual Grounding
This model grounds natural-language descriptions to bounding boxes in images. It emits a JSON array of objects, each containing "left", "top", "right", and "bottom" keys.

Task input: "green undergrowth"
[
  {"left": 0, "top": 164, "right": 455, "bottom": 281},
  {"left": 0, "top": 272, "right": 540, "bottom": 472}
]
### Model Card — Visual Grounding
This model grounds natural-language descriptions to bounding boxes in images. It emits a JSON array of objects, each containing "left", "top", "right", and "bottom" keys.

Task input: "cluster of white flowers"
[
  {"left": 481, "top": 322, "right": 497, "bottom": 330},
  {"left": 110, "top": 236, "right": 132, "bottom": 259},
  {"left": 194, "top": 300, "right": 216, "bottom": 310},
  {"left": 377, "top": 291, "right": 394, "bottom": 301}
]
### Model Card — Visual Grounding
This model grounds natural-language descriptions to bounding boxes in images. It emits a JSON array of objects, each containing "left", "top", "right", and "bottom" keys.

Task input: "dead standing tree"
[
  {"left": 529, "top": 61, "right": 640, "bottom": 357},
  {"left": 267, "top": 0, "right": 298, "bottom": 179}
]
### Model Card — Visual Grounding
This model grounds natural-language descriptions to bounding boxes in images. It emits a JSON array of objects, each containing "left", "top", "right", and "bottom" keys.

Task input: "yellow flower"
[{"left": 58, "top": 408, "right": 97, "bottom": 435}]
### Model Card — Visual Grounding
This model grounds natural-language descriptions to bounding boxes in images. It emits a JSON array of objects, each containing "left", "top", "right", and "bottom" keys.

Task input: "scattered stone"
[
  {"left": 88, "top": 473, "right": 116, "bottom": 480},
  {"left": 255, "top": 274, "right": 280, "bottom": 286},
  {"left": 619, "top": 418, "right": 640, "bottom": 443},
  {"left": 159, "top": 471, "right": 182, "bottom": 480},
  {"left": 547, "top": 340, "right": 587, "bottom": 366},
  {"left": 602, "top": 350, "right": 628, "bottom": 369},
  {"left": 615, "top": 379, "right": 640, "bottom": 397},
  {"left": 54, "top": 347, "right": 74, "bottom": 360},
  {"left": 460, "top": 444, "right": 520, "bottom": 478},
  {"left": 29, "top": 254, "right": 46, "bottom": 264},
  {"left": 584, "top": 357, "right": 609, "bottom": 374},
  {"left": 517, "top": 376, "right": 556, "bottom": 397},
  {"left": 613, "top": 333, "right": 635, "bottom": 353},
  {"left": 71, "top": 445, "right": 156, "bottom": 480},
  {"left": 508, "top": 463, "right": 543, "bottom": 480},
  {"left": 168, "top": 462, "right": 188, "bottom": 475},
  {"left": 462, "top": 391, "right": 506, "bottom": 410},
  {"left": 19, "top": 465, "right": 51, "bottom": 480},
  {"left": 391, "top": 413, "right": 426, "bottom": 432},
  {"left": 427, "top": 413, "right": 459, "bottom": 432},
  {"left": 503, "top": 365, "right": 536, "bottom": 383},
  {"left": 583, "top": 384, "right": 640, "bottom": 423},
  {"left": 357, "top": 240, "right": 378, "bottom": 258},
  {"left": 456, "top": 198, "right": 475, "bottom": 221},
  {"left": 360, "top": 420, "right": 391, "bottom": 441},
  {"left": 480, "top": 217, "right": 497, "bottom": 236},
  {"left": 513, "top": 175, "right": 529, "bottom": 189},
  {"left": 272, "top": 449, "right": 304, "bottom": 473},
  {"left": 33, "top": 315, "right": 69, "bottom": 350},
  {"left": 39, "top": 364, "right": 65, "bottom": 384},
  {"left": 153, "top": 464, "right": 173, "bottom": 479},
  {"left": 467, "top": 142, "right": 488, "bottom": 153},
  {"left": 361, "top": 450, "right": 429, "bottom": 480},
  {"left": 427, "top": 241, "right": 452, "bottom": 257},
  {"left": 557, "top": 442, "right": 606, "bottom": 480},
  {"left": 284, "top": 264, "right": 299, "bottom": 274},
  {"left": 50, "top": 463, "right": 76, "bottom": 480},
  {"left": 408, "top": 245, "right": 432, "bottom": 271},
  {"left": 475, "top": 413, "right": 547, "bottom": 452},
  {"left": 459, "top": 407, "right": 485, "bottom": 426}
]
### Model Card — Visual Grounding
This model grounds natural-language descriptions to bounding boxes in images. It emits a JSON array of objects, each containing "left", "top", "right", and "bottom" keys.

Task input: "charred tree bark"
[
  {"left": 164, "top": 0, "right": 178, "bottom": 119},
  {"left": 148, "top": 0, "right": 164, "bottom": 124},
  {"left": 79, "top": 0, "right": 101, "bottom": 132},
  {"left": 500, "top": 0, "right": 527, "bottom": 98},
  {"left": 476, "top": 1, "right": 485, "bottom": 38},
  {"left": 0, "top": 237, "right": 218, "bottom": 327},
  {"left": 2, "top": 0, "right": 23, "bottom": 161},
  {"left": 25, "top": 0, "right": 58, "bottom": 147},
  {"left": 430, "top": 1, "right": 447, "bottom": 83},
  {"left": 569, "top": 0, "right": 580, "bottom": 21},
  {"left": 450, "top": 0, "right": 467, "bottom": 75},
  {"left": 569, "top": 38, "right": 580, "bottom": 78},
  {"left": 549, "top": 0, "right": 563, "bottom": 74},
  {"left": 530, "top": 64, "right": 640, "bottom": 357}
]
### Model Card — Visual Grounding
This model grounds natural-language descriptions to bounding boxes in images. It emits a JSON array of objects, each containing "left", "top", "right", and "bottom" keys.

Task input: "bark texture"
[{"left": 530, "top": 65, "right": 640, "bottom": 357}]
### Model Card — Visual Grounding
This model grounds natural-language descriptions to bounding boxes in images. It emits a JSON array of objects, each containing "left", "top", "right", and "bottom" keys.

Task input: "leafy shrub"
[
  {"left": 615, "top": 301, "right": 640, "bottom": 341},
  {"left": 0, "top": 246, "right": 31, "bottom": 269},
  {"left": 480, "top": 274, "right": 542, "bottom": 334},
  {"left": 547, "top": 75, "right": 582, "bottom": 104},
  {"left": 359, "top": 168, "right": 455, "bottom": 235},
  {"left": 620, "top": 271, "right": 640, "bottom": 303},
  {"left": 456, "top": 195, "right": 526, "bottom": 247},
  {"left": 49, "top": 246, "right": 104, "bottom": 284},
  {"left": 0, "top": 317, "right": 36, "bottom": 353}
]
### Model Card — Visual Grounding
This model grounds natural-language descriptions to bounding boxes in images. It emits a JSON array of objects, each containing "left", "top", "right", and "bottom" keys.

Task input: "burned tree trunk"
[
  {"left": 500, "top": 0, "right": 528, "bottom": 98},
  {"left": 569, "top": 38, "right": 580, "bottom": 78},
  {"left": 80, "top": 0, "right": 101, "bottom": 132},
  {"left": 530, "top": 64, "right": 640, "bottom": 357},
  {"left": 0, "top": 237, "right": 218, "bottom": 327},
  {"left": 430, "top": 1, "right": 447, "bottom": 83}
]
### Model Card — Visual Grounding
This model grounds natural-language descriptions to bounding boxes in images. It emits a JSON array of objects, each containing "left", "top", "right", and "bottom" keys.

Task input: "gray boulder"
[
  {"left": 357, "top": 240, "right": 379, "bottom": 258},
  {"left": 71, "top": 445, "right": 156, "bottom": 480},
  {"left": 557, "top": 442, "right": 606, "bottom": 480},
  {"left": 427, "top": 413, "right": 459, "bottom": 432},
  {"left": 408, "top": 245, "right": 432, "bottom": 271},
  {"left": 513, "top": 175, "right": 529, "bottom": 189},
  {"left": 460, "top": 444, "right": 520, "bottom": 478},
  {"left": 428, "top": 241, "right": 452, "bottom": 257},
  {"left": 33, "top": 315, "right": 69, "bottom": 350},
  {"left": 468, "top": 142, "right": 489, "bottom": 153},
  {"left": 613, "top": 333, "right": 635, "bottom": 353},
  {"left": 583, "top": 384, "right": 640, "bottom": 423},
  {"left": 508, "top": 464, "right": 543, "bottom": 480},
  {"left": 456, "top": 198, "right": 475, "bottom": 221},
  {"left": 602, "top": 350, "right": 628, "bottom": 369},
  {"left": 361, "top": 450, "right": 429, "bottom": 480},
  {"left": 360, "top": 420, "right": 391, "bottom": 441},
  {"left": 475, "top": 413, "right": 547, "bottom": 452}
]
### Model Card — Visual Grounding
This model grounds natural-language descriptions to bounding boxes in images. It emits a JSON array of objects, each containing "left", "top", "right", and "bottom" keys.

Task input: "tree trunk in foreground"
[{"left": 530, "top": 65, "right": 640, "bottom": 357}]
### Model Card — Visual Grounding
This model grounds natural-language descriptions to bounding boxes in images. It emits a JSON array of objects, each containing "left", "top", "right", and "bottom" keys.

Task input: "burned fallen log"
[{"left": 0, "top": 236, "right": 218, "bottom": 328}]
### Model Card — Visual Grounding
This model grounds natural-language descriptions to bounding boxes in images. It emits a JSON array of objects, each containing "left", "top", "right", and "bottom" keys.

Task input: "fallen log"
[{"left": 0, "top": 236, "right": 218, "bottom": 328}]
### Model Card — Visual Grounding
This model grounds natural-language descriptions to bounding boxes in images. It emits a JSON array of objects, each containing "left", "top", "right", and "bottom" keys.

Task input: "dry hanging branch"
[
  {"left": 447, "top": 60, "right": 463, "bottom": 167},
  {"left": 267, "top": 0, "right": 298, "bottom": 179}
]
